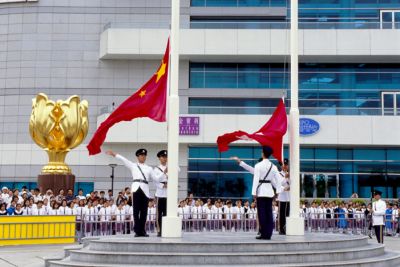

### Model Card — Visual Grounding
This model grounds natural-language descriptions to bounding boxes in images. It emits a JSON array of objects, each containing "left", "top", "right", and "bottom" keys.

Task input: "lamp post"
[{"left": 108, "top": 164, "right": 117, "bottom": 195}]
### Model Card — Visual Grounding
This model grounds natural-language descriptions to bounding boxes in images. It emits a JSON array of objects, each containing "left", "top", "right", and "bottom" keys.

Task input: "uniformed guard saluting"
[
  {"left": 252, "top": 146, "right": 282, "bottom": 240},
  {"left": 106, "top": 148, "right": 153, "bottom": 237},
  {"left": 278, "top": 158, "right": 290, "bottom": 235},
  {"left": 153, "top": 150, "right": 168, "bottom": 237},
  {"left": 372, "top": 190, "right": 386, "bottom": 244}
]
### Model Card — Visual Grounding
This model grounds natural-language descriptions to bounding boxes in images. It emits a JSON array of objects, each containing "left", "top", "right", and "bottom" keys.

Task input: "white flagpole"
[
  {"left": 163, "top": 0, "right": 182, "bottom": 238},
  {"left": 286, "top": 0, "right": 304, "bottom": 235}
]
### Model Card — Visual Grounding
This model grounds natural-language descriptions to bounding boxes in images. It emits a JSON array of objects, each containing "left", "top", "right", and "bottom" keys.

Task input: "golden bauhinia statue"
[{"left": 29, "top": 93, "right": 89, "bottom": 174}]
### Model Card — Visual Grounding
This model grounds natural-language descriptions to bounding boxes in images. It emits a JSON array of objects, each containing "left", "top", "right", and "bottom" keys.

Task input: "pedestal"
[
  {"left": 286, "top": 216, "right": 305, "bottom": 236},
  {"left": 38, "top": 174, "right": 75, "bottom": 194},
  {"left": 162, "top": 216, "right": 182, "bottom": 238}
]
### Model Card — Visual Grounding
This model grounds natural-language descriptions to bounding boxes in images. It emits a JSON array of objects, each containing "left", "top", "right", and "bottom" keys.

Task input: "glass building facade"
[
  {"left": 188, "top": 146, "right": 400, "bottom": 200},
  {"left": 189, "top": 63, "right": 400, "bottom": 115},
  {"left": 190, "top": 0, "right": 400, "bottom": 29}
]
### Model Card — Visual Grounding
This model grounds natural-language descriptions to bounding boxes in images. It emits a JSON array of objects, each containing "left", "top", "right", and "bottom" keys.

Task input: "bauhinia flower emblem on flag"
[{"left": 217, "top": 99, "right": 287, "bottom": 163}]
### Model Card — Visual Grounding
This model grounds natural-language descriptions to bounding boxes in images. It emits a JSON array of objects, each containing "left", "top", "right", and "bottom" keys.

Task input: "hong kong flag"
[
  {"left": 216, "top": 98, "right": 287, "bottom": 162},
  {"left": 87, "top": 39, "right": 170, "bottom": 156}
]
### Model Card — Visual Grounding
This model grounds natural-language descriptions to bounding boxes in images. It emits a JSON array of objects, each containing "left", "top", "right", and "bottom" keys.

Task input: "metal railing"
[
  {"left": 72, "top": 212, "right": 400, "bottom": 242},
  {"left": 2, "top": 213, "right": 398, "bottom": 243}
]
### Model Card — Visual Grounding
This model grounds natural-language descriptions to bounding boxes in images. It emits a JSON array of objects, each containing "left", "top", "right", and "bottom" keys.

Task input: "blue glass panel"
[{"left": 74, "top": 182, "right": 94, "bottom": 195}]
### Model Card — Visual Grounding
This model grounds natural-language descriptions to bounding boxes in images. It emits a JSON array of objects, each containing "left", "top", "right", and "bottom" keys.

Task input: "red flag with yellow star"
[{"left": 87, "top": 39, "right": 169, "bottom": 155}]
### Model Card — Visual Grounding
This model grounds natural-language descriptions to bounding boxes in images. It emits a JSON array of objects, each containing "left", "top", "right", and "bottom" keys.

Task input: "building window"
[
  {"left": 380, "top": 10, "right": 400, "bottom": 29},
  {"left": 189, "top": 63, "right": 400, "bottom": 115},
  {"left": 189, "top": 98, "right": 284, "bottom": 114},
  {"left": 381, "top": 92, "right": 400, "bottom": 116},
  {"left": 190, "top": 0, "right": 286, "bottom": 7}
]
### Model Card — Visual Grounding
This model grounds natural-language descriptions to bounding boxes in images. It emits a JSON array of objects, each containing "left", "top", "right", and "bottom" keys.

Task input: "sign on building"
[
  {"left": 179, "top": 116, "right": 199, "bottom": 135},
  {"left": 300, "top": 118, "right": 320, "bottom": 136}
]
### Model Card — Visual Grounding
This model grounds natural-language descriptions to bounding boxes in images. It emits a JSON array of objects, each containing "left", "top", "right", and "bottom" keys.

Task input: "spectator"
[
  {"left": 0, "top": 203, "right": 7, "bottom": 215},
  {"left": 350, "top": 192, "right": 359, "bottom": 198},
  {"left": 106, "top": 190, "right": 113, "bottom": 201},
  {"left": 32, "top": 188, "right": 42, "bottom": 203},
  {"left": 65, "top": 189, "right": 74, "bottom": 204},
  {"left": 14, "top": 203, "right": 24, "bottom": 215},
  {"left": 56, "top": 189, "right": 65, "bottom": 204},
  {"left": 7, "top": 200, "right": 16, "bottom": 215}
]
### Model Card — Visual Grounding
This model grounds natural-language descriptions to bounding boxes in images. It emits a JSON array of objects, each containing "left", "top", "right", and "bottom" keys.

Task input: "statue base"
[{"left": 38, "top": 174, "right": 75, "bottom": 195}]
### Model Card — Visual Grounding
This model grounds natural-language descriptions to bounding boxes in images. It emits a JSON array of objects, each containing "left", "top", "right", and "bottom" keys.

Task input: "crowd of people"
[{"left": 0, "top": 185, "right": 399, "bottom": 236}]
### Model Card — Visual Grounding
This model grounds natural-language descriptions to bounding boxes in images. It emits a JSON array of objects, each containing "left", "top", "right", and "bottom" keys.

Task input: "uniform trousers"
[
  {"left": 374, "top": 225, "right": 385, "bottom": 244},
  {"left": 257, "top": 197, "right": 273, "bottom": 239},
  {"left": 156, "top": 197, "right": 167, "bottom": 234},
  {"left": 133, "top": 187, "right": 149, "bottom": 235},
  {"left": 279, "top": 201, "right": 290, "bottom": 234}
]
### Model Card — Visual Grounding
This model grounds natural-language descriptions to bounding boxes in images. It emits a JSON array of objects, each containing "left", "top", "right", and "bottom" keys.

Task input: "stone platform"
[{"left": 49, "top": 232, "right": 400, "bottom": 267}]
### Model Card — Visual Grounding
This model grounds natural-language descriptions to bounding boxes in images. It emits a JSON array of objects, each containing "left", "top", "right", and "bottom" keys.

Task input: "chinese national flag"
[
  {"left": 87, "top": 39, "right": 170, "bottom": 156},
  {"left": 216, "top": 98, "right": 287, "bottom": 162}
]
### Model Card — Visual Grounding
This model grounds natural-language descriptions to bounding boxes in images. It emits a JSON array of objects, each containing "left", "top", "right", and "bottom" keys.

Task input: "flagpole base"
[
  {"left": 286, "top": 216, "right": 304, "bottom": 236},
  {"left": 162, "top": 216, "right": 182, "bottom": 238}
]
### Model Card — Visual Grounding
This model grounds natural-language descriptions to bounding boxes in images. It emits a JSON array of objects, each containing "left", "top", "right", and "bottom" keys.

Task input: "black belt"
[
  {"left": 258, "top": 180, "right": 271, "bottom": 184},
  {"left": 133, "top": 179, "right": 148, "bottom": 184}
]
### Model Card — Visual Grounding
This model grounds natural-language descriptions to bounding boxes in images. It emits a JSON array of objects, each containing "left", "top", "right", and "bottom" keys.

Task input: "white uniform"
[
  {"left": 152, "top": 164, "right": 168, "bottom": 198},
  {"left": 116, "top": 154, "right": 153, "bottom": 198},
  {"left": 74, "top": 206, "right": 86, "bottom": 220},
  {"left": 372, "top": 199, "right": 386, "bottom": 226},
  {"left": 57, "top": 206, "right": 72, "bottom": 215},
  {"left": 277, "top": 171, "right": 290, "bottom": 202},
  {"left": 239, "top": 161, "right": 254, "bottom": 174},
  {"left": 33, "top": 207, "right": 47, "bottom": 215},
  {"left": 191, "top": 206, "right": 203, "bottom": 220},
  {"left": 251, "top": 159, "right": 282, "bottom": 197}
]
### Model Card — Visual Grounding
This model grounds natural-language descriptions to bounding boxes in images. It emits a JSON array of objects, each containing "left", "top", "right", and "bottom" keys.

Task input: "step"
[
  {"left": 88, "top": 233, "right": 369, "bottom": 253},
  {"left": 68, "top": 244, "right": 384, "bottom": 265},
  {"left": 48, "top": 251, "right": 400, "bottom": 267}
]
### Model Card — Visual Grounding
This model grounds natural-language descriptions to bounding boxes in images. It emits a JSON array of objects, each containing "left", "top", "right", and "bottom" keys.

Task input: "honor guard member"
[
  {"left": 252, "top": 146, "right": 282, "bottom": 240},
  {"left": 106, "top": 149, "right": 153, "bottom": 237},
  {"left": 152, "top": 150, "right": 168, "bottom": 237},
  {"left": 278, "top": 158, "right": 290, "bottom": 235},
  {"left": 372, "top": 190, "right": 386, "bottom": 244}
]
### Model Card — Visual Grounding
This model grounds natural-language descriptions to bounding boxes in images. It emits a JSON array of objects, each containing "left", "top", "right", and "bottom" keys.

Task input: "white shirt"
[
  {"left": 251, "top": 159, "right": 282, "bottom": 197},
  {"left": 224, "top": 206, "right": 235, "bottom": 220},
  {"left": 239, "top": 161, "right": 254, "bottom": 174},
  {"left": 392, "top": 208, "right": 399, "bottom": 221},
  {"left": 33, "top": 207, "right": 47, "bottom": 216},
  {"left": 277, "top": 170, "right": 290, "bottom": 202},
  {"left": 191, "top": 206, "right": 203, "bottom": 219},
  {"left": 49, "top": 208, "right": 58, "bottom": 215},
  {"left": 57, "top": 206, "right": 72, "bottom": 215},
  {"left": 204, "top": 206, "right": 213, "bottom": 220},
  {"left": 153, "top": 164, "right": 168, "bottom": 198},
  {"left": 115, "top": 208, "right": 125, "bottom": 222},
  {"left": 212, "top": 206, "right": 223, "bottom": 220},
  {"left": 147, "top": 207, "right": 156, "bottom": 220},
  {"left": 74, "top": 206, "right": 86, "bottom": 220},
  {"left": 249, "top": 208, "right": 257, "bottom": 219},
  {"left": 372, "top": 199, "right": 386, "bottom": 226},
  {"left": 116, "top": 154, "right": 153, "bottom": 198},
  {"left": 23, "top": 206, "right": 33, "bottom": 215},
  {"left": 33, "top": 194, "right": 43, "bottom": 203},
  {"left": 233, "top": 206, "right": 245, "bottom": 220},
  {"left": 84, "top": 207, "right": 96, "bottom": 221}
]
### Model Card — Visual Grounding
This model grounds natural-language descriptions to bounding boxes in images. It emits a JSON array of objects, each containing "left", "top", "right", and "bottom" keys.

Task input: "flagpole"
[
  {"left": 162, "top": 0, "right": 182, "bottom": 238},
  {"left": 286, "top": 0, "right": 304, "bottom": 235}
]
